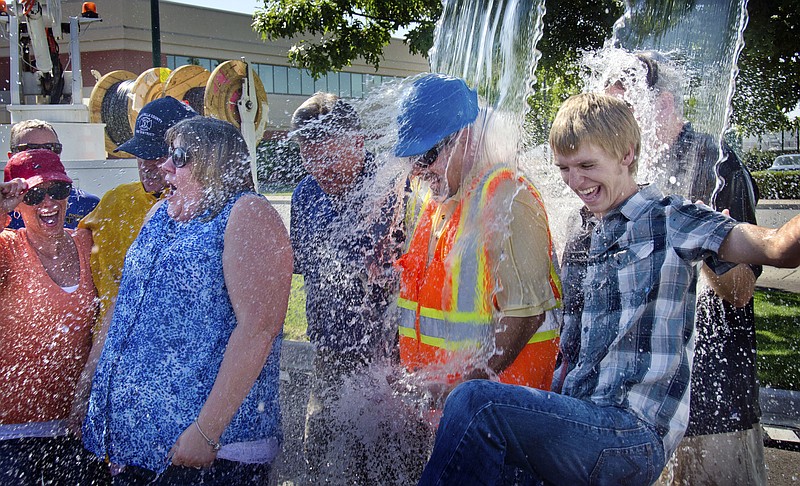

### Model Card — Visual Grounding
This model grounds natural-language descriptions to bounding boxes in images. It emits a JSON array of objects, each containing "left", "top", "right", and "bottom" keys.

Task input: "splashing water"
[
  {"left": 577, "top": 2, "right": 764, "bottom": 484},
  {"left": 425, "top": 0, "right": 550, "bottom": 348},
  {"left": 273, "top": 1, "right": 552, "bottom": 484},
  {"left": 591, "top": 0, "right": 748, "bottom": 204},
  {"left": 431, "top": 0, "right": 545, "bottom": 121}
]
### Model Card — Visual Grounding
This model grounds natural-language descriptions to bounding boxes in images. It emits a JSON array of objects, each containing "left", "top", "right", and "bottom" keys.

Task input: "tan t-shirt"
[{"left": 428, "top": 176, "right": 559, "bottom": 318}]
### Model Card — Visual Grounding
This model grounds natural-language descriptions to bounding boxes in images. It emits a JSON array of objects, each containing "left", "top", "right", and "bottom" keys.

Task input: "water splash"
[
  {"left": 430, "top": 0, "right": 545, "bottom": 122},
  {"left": 605, "top": 0, "right": 748, "bottom": 205}
]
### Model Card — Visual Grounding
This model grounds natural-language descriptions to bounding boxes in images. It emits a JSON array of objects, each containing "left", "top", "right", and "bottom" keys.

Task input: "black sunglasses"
[
  {"left": 11, "top": 142, "right": 63, "bottom": 155},
  {"left": 169, "top": 146, "right": 191, "bottom": 168},
  {"left": 23, "top": 181, "right": 72, "bottom": 206},
  {"left": 414, "top": 133, "right": 458, "bottom": 170}
]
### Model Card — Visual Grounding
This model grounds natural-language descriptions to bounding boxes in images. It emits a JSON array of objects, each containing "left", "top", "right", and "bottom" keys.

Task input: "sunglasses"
[
  {"left": 23, "top": 181, "right": 72, "bottom": 206},
  {"left": 169, "top": 146, "right": 191, "bottom": 168},
  {"left": 10, "top": 142, "right": 63, "bottom": 155},
  {"left": 414, "top": 133, "right": 458, "bottom": 170}
]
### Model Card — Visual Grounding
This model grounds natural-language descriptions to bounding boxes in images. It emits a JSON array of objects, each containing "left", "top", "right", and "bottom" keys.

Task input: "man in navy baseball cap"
[
  {"left": 79, "top": 96, "right": 196, "bottom": 327},
  {"left": 115, "top": 96, "right": 197, "bottom": 161}
]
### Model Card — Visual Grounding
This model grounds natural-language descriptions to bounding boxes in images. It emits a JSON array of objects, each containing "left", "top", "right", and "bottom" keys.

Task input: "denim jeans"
[
  {"left": 111, "top": 459, "right": 271, "bottom": 486},
  {"left": 0, "top": 435, "right": 110, "bottom": 486},
  {"left": 419, "top": 380, "right": 665, "bottom": 486}
]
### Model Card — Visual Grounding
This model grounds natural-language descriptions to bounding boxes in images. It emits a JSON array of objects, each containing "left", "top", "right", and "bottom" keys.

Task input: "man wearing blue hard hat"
[
  {"left": 394, "top": 74, "right": 562, "bottom": 403},
  {"left": 78, "top": 96, "right": 197, "bottom": 331}
]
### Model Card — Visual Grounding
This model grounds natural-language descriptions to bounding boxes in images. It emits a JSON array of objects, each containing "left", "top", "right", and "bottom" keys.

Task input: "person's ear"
[{"left": 621, "top": 144, "right": 635, "bottom": 167}]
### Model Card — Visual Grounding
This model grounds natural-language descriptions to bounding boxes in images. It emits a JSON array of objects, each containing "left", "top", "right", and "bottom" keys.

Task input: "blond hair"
[{"left": 549, "top": 93, "right": 641, "bottom": 174}]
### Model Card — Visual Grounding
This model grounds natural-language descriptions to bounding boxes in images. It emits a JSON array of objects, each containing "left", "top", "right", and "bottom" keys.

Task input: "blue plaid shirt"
[{"left": 553, "top": 184, "right": 738, "bottom": 459}]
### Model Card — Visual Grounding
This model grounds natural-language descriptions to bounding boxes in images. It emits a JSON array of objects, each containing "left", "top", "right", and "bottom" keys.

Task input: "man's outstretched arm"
[{"left": 719, "top": 216, "right": 800, "bottom": 269}]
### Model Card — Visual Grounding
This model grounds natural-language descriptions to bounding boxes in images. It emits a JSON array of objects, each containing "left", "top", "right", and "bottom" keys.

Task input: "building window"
[
  {"left": 166, "top": 55, "right": 398, "bottom": 99},
  {"left": 287, "top": 67, "right": 302, "bottom": 95},
  {"left": 314, "top": 75, "right": 327, "bottom": 93},
  {"left": 273, "top": 66, "right": 288, "bottom": 94},
  {"left": 259, "top": 65, "right": 274, "bottom": 93},
  {"left": 301, "top": 70, "right": 315, "bottom": 95},
  {"left": 327, "top": 72, "right": 340, "bottom": 94}
]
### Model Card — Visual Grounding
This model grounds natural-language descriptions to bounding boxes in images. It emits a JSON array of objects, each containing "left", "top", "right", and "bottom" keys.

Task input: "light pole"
[{"left": 151, "top": 0, "right": 161, "bottom": 67}]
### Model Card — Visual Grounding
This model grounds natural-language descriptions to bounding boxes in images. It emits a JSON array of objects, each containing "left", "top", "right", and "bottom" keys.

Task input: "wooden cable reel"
[
  {"left": 128, "top": 67, "right": 172, "bottom": 132},
  {"left": 88, "top": 69, "right": 137, "bottom": 158},
  {"left": 205, "top": 60, "right": 268, "bottom": 138},
  {"left": 163, "top": 64, "right": 210, "bottom": 115}
]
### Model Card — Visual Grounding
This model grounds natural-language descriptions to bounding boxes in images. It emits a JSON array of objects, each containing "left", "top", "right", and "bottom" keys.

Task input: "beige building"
[{"left": 0, "top": 0, "right": 429, "bottom": 194}]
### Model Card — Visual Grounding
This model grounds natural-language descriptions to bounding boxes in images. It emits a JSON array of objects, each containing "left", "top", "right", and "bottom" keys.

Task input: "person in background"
[
  {"left": 0, "top": 149, "right": 109, "bottom": 485},
  {"left": 81, "top": 117, "right": 292, "bottom": 484},
  {"left": 78, "top": 96, "right": 197, "bottom": 330},
  {"left": 290, "top": 92, "right": 404, "bottom": 480},
  {"left": 603, "top": 50, "right": 765, "bottom": 485},
  {"left": 394, "top": 74, "right": 561, "bottom": 395},
  {"left": 417, "top": 93, "right": 800, "bottom": 485},
  {"left": 7, "top": 119, "right": 99, "bottom": 229}
]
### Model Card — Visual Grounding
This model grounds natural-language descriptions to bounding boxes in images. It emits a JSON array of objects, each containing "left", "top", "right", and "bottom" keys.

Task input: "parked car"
[{"left": 768, "top": 154, "right": 800, "bottom": 171}]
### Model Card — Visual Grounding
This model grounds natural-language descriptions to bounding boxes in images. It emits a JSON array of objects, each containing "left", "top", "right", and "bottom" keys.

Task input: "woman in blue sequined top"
[{"left": 81, "top": 117, "right": 293, "bottom": 484}]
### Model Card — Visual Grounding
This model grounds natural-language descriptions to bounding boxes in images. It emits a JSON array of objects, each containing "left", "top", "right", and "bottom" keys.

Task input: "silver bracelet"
[{"left": 194, "top": 420, "right": 221, "bottom": 452}]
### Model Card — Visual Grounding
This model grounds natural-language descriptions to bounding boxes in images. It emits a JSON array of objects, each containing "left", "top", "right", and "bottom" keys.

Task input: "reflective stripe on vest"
[{"left": 397, "top": 166, "right": 561, "bottom": 355}]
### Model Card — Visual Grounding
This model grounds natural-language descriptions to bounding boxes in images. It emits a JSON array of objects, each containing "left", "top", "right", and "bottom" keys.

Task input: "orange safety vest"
[{"left": 396, "top": 166, "right": 561, "bottom": 389}]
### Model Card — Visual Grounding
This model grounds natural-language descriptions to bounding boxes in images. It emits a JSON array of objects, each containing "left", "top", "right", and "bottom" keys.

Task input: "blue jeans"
[
  {"left": 0, "top": 435, "right": 110, "bottom": 485},
  {"left": 419, "top": 380, "right": 665, "bottom": 486},
  {"left": 112, "top": 460, "right": 271, "bottom": 485}
]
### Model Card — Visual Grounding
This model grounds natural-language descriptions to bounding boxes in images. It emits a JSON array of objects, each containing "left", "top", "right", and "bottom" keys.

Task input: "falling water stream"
[
  {"left": 272, "top": 1, "right": 550, "bottom": 484},
  {"left": 278, "top": 0, "right": 757, "bottom": 484}
]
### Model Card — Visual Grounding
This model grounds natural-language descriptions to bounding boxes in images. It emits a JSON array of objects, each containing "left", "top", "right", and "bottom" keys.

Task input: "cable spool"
[
  {"left": 205, "top": 60, "right": 268, "bottom": 137},
  {"left": 89, "top": 70, "right": 137, "bottom": 157},
  {"left": 163, "top": 64, "right": 210, "bottom": 115},
  {"left": 129, "top": 67, "right": 172, "bottom": 131}
]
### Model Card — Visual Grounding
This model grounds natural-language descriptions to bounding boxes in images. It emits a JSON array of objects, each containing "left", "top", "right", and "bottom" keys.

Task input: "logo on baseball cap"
[{"left": 114, "top": 96, "right": 197, "bottom": 160}]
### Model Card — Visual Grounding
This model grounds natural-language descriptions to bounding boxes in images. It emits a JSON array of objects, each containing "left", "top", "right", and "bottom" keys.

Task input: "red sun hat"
[{"left": 4, "top": 148, "right": 72, "bottom": 187}]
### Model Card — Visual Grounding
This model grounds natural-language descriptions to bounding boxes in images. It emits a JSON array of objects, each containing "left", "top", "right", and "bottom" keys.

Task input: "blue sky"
[{"left": 167, "top": 0, "right": 261, "bottom": 16}]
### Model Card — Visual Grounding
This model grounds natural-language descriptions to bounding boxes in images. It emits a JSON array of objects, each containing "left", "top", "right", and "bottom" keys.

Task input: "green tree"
[
  {"left": 732, "top": 0, "right": 800, "bottom": 137},
  {"left": 251, "top": 0, "right": 619, "bottom": 80},
  {"left": 253, "top": 0, "right": 797, "bottom": 139},
  {"left": 528, "top": 0, "right": 623, "bottom": 142},
  {"left": 252, "top": 0, "right": 441, "bottom": 78}
]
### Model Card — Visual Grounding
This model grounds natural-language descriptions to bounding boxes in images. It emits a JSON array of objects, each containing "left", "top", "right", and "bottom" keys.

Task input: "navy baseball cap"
[
  {"left": 395, "top": 74, "right": 479, "bottom": 157},
  {"left": 115, "top": 96, "right": 197, "bottom": 160}
]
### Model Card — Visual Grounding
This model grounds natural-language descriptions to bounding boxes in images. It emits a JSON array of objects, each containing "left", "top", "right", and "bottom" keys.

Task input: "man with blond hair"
[
  {"left": 601, "top": 50, "right": 765, "bottom": 485},
  {"left": 417, "top": 93, "right": 800, "bottom": 485}
]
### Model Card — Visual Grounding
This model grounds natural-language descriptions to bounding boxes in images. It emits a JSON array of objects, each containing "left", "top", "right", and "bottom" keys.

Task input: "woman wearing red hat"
[{"left": 0, "top": 149, "right": 109, "bottom": 484}]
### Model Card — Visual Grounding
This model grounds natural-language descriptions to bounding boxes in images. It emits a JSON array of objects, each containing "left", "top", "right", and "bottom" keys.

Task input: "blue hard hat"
[{"left": 395, "top": 74, "right": 479, "bottom": 157}]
